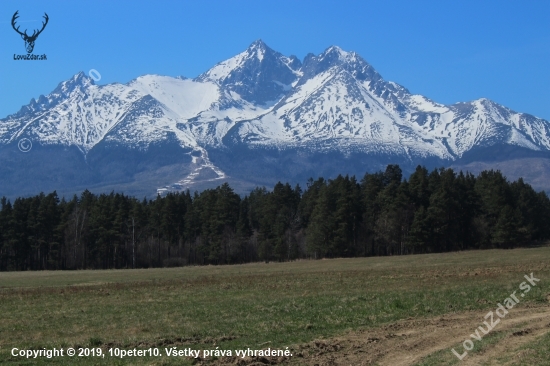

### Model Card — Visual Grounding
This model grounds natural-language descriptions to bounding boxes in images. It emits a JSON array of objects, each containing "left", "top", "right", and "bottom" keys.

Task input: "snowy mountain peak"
[
  {"left": 196, "top": 40, "right": 302, "bottom": 104},
  {"left": 62, "top": 71, "right": 95, "bottom": 90},
  {"left": 249, "top": 39, "right": 267, "bottom": 47},
  {"left": 2, "top": 41, "right": 550, "bottom": 198},
  {"left": 3, "top": 42, "right": 549, "bottom": 158},
  {"left": 7, "top": 72, "right": 94, "bottom": 119},
  {"left": 248, "top": 39, "right": 268, "bottom": 55},
  {"left": 197, "top": 40, "right": 301, "bottom": 83},
  {"left": 323, "top": 45, "right": 349, "bottom": 58},
  {"left": 45, "top": 72, "right": 96, "bottom": 105},
  {"left": 298, "top": 45, "right": 381, "bottom": 87}
]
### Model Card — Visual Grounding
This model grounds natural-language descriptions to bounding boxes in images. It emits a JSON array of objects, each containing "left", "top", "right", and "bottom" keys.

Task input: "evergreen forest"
[{"left": 1, "top": 165, "right": 549, "bottom": 271}]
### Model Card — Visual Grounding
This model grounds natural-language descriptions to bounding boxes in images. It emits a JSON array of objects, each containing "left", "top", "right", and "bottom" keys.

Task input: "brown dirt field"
[{"left": 202, "top": 304, "right": 550, "bottom": 366}]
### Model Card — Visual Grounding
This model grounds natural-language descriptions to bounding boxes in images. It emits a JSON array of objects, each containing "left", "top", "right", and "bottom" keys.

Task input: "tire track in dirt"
[
  {"left": 460, "top": 306, "right": 550, "bottom": 366},
  {"left": 196, "top": 305, "right": 550, "bottom": 366},
  {"left": 287, "top": 305, "right": 550, "bottom": 366}
]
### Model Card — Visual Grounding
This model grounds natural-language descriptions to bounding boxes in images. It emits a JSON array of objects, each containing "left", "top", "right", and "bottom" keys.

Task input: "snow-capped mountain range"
[{"left": 2, "top": 40, "right": 550, "bottom": 198}]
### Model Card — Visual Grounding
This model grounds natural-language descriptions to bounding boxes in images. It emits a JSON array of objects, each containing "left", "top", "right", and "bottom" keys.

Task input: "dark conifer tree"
[{"left": 1, "top": 164, "right": 549, "bottom": 271}]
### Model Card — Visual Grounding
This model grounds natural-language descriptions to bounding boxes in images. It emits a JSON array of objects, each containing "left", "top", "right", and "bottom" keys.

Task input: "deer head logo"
[{"left": 11, "top": 11, "right": 49, "bottom": 54}]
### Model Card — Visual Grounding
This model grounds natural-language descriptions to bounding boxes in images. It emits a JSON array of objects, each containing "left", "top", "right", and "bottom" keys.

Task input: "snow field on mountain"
[
  {"left": 2, "top": 40, "right": 550, "bottom": 164},
  {"left": 130, "top": 75, "right": 220, "bottom": 119}
]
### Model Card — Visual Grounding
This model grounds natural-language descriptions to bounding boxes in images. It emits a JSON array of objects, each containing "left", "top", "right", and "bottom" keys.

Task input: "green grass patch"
[
  {"left": 493, "top": 331, "right": 550, "bottom": 365},
  {"left": 415, "top": 331, "right": 506, "bottom": 366},
  {"left": 0, "top": 247, "right": 549, "bottom": 365}
]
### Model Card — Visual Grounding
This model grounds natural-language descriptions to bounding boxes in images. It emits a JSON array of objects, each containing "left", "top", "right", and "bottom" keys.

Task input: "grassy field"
[{"left": 1, "top": 247, "right": 549, "bottom": 365}]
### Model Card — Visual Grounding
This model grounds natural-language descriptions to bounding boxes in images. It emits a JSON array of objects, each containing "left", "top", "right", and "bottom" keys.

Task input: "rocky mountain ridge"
[{"left": 1, "top": 40, "right": 549, "bottom": 198}]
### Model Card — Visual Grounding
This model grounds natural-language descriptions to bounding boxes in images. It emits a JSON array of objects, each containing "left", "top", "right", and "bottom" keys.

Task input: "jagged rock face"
[
  {"left": 196, "top": 39, "right": 302, "bottom": 105},
  {"left": 1, "top": 40, "right": 550, "bottom": 198}
]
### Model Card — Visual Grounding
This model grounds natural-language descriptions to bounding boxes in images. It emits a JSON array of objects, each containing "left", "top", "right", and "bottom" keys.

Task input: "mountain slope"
[{"left": 1, "top": 40, "right": 550, "bottom": 198}]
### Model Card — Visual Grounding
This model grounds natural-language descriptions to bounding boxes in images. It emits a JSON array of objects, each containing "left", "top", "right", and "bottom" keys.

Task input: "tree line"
[{"left": 1, "top": 165, "right": 549, "bottom": 271}]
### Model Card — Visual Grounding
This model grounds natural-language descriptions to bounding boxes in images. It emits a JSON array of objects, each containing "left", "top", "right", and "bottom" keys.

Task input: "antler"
[
  {"left": 11, "top": 11, "right": 26, "bottom": 37},
  {"left": 11, "top": 11, "right": 49, "bottom": 40},
  {"left": 32, "top": 13, "right": 49, "bottom": 38}
]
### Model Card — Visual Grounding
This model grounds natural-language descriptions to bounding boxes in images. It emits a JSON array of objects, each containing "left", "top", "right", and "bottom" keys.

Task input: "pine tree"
[
  {"left": 0, "top": 197, "right": 13, "bottom": 270},
  {"left": 408, "top": 165, "right": 431, "bottom": 208},
  {"left": 492, "top": 205, "right": 519, "bottom": 249},
  {"left": 408, "top": 206, "right": 431, "bottom": 253},
  {"left": 307, "top": 184, "right": 333, "bottom": 258},
  {"left": 361, "top": 172, "right": 384, "bottom": 256},
  {"left": 424, "top": 168, "right": 463, "bottom": 251}
]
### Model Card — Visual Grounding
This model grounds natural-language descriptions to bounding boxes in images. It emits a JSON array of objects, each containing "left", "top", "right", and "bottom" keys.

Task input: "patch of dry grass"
[{"left": 0, "top": 247, "right": 549, "bottom": 365}]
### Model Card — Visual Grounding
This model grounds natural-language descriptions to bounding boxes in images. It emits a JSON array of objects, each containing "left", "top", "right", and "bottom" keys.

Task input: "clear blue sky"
[{"left": 1, "top": 0, "right": 549, "bottom": 119}]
